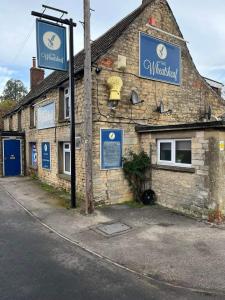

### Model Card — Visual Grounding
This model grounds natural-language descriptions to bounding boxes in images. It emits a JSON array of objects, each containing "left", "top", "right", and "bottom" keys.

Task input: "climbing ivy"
[{"left": 123, "top": 151, "right": 151, "bottom": 203}]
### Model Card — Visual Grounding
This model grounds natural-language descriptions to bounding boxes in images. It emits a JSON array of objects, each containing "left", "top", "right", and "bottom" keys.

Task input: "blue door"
[{"left": 4, "top": 139, "right": 21, "bottom": 176}]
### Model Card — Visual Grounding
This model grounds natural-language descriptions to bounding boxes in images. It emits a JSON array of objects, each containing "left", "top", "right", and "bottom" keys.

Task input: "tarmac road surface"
[{"left": 0, "top": 187, "right": 224, "bottom": 300}]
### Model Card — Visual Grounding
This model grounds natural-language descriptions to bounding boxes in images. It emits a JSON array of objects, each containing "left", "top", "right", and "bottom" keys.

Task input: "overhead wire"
[{"left": 11, "top": 2, "right": 49, "bottom": 65}]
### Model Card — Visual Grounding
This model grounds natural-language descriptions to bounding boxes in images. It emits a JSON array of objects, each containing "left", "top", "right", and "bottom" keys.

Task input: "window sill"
[
  {"left": 58, "top": 119, "right": 70, "bottom": 124},
  {"left": 58, "top": 173, "right": 71, "bottom": 182},
  {"left": 152, "top": 164, "right": 195, "bottom": 173}
]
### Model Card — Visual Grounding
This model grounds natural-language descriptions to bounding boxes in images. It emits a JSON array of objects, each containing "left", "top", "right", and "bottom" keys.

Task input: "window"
[
  {"left": 64, "top": 88, "right": 70, "bottom": 119},
  {"left": 30, "top": 106, "right": 36, "bottom": 128},
  {"left": 157, "top": 139, "right": 192, "bottom": 167},
  {"left": 29, "top": 142, "right": 38, "bottom": 168},
  {"left": 63, "top": 142, "right": 71, "bottom": 175},
  {"left": 37, "top": 102, "right": 55, "bottom": 129}
]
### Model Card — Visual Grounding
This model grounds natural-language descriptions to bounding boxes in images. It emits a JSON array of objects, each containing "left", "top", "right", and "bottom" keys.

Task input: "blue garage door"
[{"left": 4, "top": 139, "right": 21, "bottom": 176}]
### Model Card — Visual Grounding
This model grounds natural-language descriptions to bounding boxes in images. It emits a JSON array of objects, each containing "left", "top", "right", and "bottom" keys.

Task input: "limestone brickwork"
[
  {"left": 2, "top": 0, "right": 225, "bottom": 214},
  {"left": 90, "top": 0, "right": 225, "bottom": 205},
  {"left": 139, "top": 129, "right": 225, "bottom": 217}
]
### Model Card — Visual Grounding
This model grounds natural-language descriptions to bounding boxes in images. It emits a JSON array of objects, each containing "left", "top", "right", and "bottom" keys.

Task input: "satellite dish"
[{"left": 130, "top": 90, "right": 144, "bottom": 105}]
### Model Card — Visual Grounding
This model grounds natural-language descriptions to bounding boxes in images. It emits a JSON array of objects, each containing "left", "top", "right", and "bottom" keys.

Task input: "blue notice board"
[
  {"left": 36, "top": 20, "right": 67, "bottom": 71},
  {"left": 42, "top": 142, "right": 51, "bottom": 169},
  {"left": 101, "top": 129, "right": 123, "bottom": 170},
  {"left": 31, "top": 143, "right": 37, "bottom": 167},
  {"left": 139, "top": 32, "right": 181, "bottom": 85}
]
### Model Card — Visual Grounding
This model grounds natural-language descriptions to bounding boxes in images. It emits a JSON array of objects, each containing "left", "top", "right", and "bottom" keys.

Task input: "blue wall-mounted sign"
[
  {"left": 101, "top": 129, "right": 123, "bottom": 170},
  {"left": 36, "top": 19, "right": 67, "bottom": 71},
  {"left": 139, "top": 32, "right": 181, "bottom": 85},
  {"left": 31, "top": 143, "right": 37, "bottom": 167},
  {"left": 41, "top": 142, "right": 51, "bottom": 169}
]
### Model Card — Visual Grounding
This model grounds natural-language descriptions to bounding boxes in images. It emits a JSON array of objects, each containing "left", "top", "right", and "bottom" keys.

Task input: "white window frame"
[
  {"left": 64, "top": 87, "right": 70, "bottom": 119},
  {"left": 63, "top": 142, "right": 71, "bottom": 175},
  {"left": 157, "top": 139, "right": 192, "bottom": 168}
]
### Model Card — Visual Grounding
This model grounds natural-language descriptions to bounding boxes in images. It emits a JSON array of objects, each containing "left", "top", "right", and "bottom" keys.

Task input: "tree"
[
  {"left": 0, "top": 98, "right": 17, "bottom": 112},
  {"left": 2, "top": 79, "right": 27, "bottom": 102}
]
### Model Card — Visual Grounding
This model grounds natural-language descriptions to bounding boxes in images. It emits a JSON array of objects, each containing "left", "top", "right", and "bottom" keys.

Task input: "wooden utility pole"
[{"left": 84, "top": 0, "right": 94, "bottom": 214}]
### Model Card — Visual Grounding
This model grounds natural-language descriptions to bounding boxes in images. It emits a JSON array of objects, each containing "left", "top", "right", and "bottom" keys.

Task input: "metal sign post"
[{"left": 32, "top": 6, "right": 77, "bottom": 208}]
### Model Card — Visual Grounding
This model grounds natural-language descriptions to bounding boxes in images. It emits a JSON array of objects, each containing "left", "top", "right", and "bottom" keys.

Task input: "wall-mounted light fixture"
[
  {"left": 107, "top": 76, "right": 123, "bottom": 108},
  {"left": 130, "top": 90, "right": 144, "bottom": 105}
]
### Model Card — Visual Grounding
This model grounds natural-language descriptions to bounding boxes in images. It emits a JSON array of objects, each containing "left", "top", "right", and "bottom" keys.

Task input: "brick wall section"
[
  {"left": 139, "top": 130, "right": 225, "bottom": 216},
  {"left": 90, "top": 0, "right": 225, "bottom": 205},
  {"left": 2, "top": 0, "right": 225, "bottom": 211},
  {"left": 140, "top": 131, "right": 209, "bottom": 216},
  {"left": 206, "top": 131, "right": 225, "bottom": 213},
  {"left": 3, "top": 118, "right": 9, "bottom": 131},
  {"left": 3, "top": 80, "right": 86, "bottom": 196}
]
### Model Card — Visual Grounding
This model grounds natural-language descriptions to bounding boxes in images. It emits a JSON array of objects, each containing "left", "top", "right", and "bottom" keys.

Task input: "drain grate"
[{"left": 95, "top": 222, "right": 131, "bottom": 236}]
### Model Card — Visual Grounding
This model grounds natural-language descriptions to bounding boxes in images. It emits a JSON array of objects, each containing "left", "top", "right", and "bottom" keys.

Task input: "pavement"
[{"left": 1, "top": 176, "right": 225, "bottom": 296}]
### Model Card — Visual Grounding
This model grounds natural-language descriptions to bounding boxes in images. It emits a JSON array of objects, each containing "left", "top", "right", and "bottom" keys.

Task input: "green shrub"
[{"left": 123, "top": 151, "right": 151, "bottom": 203}]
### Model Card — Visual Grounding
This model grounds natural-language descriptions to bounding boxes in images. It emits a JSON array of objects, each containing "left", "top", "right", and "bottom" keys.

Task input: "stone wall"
[
  {"left": 206, "top": 130, "right": 225, "bottom": 214},
  {"left": 2, "top": 80, "right": 86, "bottom": 196},
  {"left": 2, "top": 0, "right": 225, "bottom": 210},
  {"left": 90, "top": 0, "right": 225, "bottom": 204},
  {"left": 139, "top": 129, "right": 225, "bottom": 216}
]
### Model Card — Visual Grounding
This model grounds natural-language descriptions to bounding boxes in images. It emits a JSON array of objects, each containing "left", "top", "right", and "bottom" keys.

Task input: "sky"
[{"left": 0, "top": 0, "right": 225, "bottom": 94}]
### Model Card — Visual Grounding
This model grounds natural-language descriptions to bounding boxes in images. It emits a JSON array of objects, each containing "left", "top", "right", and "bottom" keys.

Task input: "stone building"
[{"left": 3, "top": 0, "right": 225, "bottom": 217}]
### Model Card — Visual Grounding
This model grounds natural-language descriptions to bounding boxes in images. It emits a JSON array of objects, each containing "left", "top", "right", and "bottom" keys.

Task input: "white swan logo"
[
  {"left": 43, "top": 31, "right": 61, "bottom": 50},
  {"left": 44, "top": 144, "right": 48, "bottom": 152},
  {"left": 156, "top": 43, "right": 167, "bottom": 60},
  {"left": 109, "top": 132, "right": 116, "bottom": 140}
]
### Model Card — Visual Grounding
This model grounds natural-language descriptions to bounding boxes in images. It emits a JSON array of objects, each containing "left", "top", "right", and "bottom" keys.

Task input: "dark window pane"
[
  {"left": 65, "top": 152, "right": 71, "bottom": 173},
  {"left": 176, "top": 141, "right": 191, "bottom": 164},
  {"left": 65, "top": 97, "right": 70, "bottom": 118},
  {"left": 160, "top": 142, "right": 171, "bottom": 161}
]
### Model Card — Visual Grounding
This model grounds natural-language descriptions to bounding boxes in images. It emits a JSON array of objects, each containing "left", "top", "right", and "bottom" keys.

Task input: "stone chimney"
[{"left": 30, "top": 57, "right": 44, "bottom": 90}]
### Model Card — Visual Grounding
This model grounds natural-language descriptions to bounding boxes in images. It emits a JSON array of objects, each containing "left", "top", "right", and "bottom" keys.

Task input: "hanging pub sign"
[
  {"left": 41, "top": 142, "right": 51, "bottom": 169},
  {"left": 36, "top": 19, "right": 67, "bottom": 71},
  {"left": 101, "top": 129, "right": 123, "bottom": 170},
  {"left": 139, "top": 32, "right": 181, "bottom": 85}
]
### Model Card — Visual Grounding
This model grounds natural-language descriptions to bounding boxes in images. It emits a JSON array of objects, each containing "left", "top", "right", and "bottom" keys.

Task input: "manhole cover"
[{"left": 95, "top": 222, "right": 131, "bottom": 236}]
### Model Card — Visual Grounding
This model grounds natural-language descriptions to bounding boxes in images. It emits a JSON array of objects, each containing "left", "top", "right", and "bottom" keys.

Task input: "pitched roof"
[{"left": 5, "top": 0, "right": 154, "bottom": 117}]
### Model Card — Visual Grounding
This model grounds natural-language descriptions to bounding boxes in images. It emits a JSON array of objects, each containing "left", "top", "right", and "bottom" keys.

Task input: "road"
[{"left": 0, "top": 186, "right": 223, "bottom": 300}]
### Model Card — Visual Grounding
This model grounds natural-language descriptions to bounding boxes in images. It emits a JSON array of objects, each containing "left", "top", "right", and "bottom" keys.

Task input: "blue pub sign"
[
  {"left": 101, "top": 129, "right": 123, "bottom": 170},
  {"left": 139, "top": 32, "right": 181, "bottom": 85},
  {"left": 36, "top": 19, "right": 67, "bottom": 71},
  {"left": 41, "top": 142, "right": 51, "bottom": 169}
]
